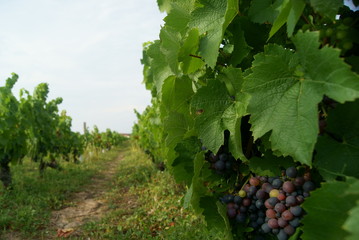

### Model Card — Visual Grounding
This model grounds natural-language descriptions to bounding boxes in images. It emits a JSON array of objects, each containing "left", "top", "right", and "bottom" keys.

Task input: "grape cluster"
[
  {"left": 206, "top": 151, "right": 237, "bottom": 175},
  {"left": 221, "top": 167, "right": 316, "bottom": 240}
]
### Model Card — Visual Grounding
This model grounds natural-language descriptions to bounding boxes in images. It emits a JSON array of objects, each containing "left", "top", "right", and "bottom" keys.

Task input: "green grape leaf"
[
  {"left": 161, "top": 76, "right": 194, "bottom": 114},
  {"left": 227, "top": 18, "right": 253, "bottom": 66},
  {"left": 326, "top": 100, "right": 359, "bottom": 146},
  {"left": 184, "top": 152, "right": 207, "bottom": 210},
  {"left": 302, "top": 180, "right": 359, "bottom": 240},
  {"left": 343, "top": 202, "right": 359, "bottom": 240},
  {"left": 310, "top": 0, "right": 343, "bottom": 20},
  {"left": 164, "top": 112, "right": 193, "bottom": 148},
  {"left": 287, "top": 0, "right": 306, "bottom": 37},
  {"left": 315, "top": 100, "right": 359, "bottom": 178},
  {"left": 243, "top": 31, "right": 359, "bottom": 165},
  {"left": 248, "top": 0, "right": 283, "bottom": 24},
  {"left": 160, "top": 27, "right": 181, "bottom": 74},
  {"left": 249, "top": 151, "right": 294, "bottom": 176},
  {"left": 161, "top": 76, "right": 194, "bottom": 147},
  {"left": 269, "top": 0, "right": 305, "bottom": 39},
  {"left": 179, "top": 28, "right": 205, "bottom": 74},
  {"left": 191, "top": 68, "right": 249, "bottom": 159},
  {"left": 171, "top": 137, "right": 200, "bottom": 185},
  {"left": 146, "top": 41, "right": 174, "bottom": 96},
  {"left": 189, "top": 0, "right": 238, "bottom": 68},
  {"left": 164, "top": 0, "right": 195, "bottom": 34},
  {"left": 315, "top": 136, "right": 359, "bottom": 179},
  {"left": 157, "top": 0, "right": 172, "bottom": 13},
  {"left": 200, "top": 197, "right": 229, "bottom": 235}
]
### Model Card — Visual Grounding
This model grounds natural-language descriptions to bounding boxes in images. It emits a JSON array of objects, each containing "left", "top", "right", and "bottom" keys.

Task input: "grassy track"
[{"left": 0, "top": 143, "right": 222, "bottom": 239}]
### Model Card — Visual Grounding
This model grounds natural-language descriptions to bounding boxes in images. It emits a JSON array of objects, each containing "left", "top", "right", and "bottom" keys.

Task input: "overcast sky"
[{"left": 0, "top": 0, "right": 164, "bottom": 133}]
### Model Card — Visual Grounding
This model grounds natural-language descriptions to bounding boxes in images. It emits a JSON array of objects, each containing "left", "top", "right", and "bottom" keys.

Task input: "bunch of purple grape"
[
  {"left": 206, "top": 152, "right": 237, "bottom": 175},
  {"left": 221, "top": 167, "right": 316, "bottom": 240}
]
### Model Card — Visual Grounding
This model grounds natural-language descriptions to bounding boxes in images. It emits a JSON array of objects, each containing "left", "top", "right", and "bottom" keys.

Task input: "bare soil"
[{"left": 46, "top": 152, "right": 133, "bottom": 239}]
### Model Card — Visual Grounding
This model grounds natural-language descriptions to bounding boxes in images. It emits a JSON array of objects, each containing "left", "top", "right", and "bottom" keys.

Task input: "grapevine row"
[
  {"left": 0, "top": 73, "right": 127, "bottom": 189},
  {"left": 133, "top": 1, "right": 359, "bottom": 239}
]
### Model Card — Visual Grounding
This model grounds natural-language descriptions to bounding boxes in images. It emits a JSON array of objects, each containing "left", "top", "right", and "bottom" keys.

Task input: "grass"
[
  {"left": 1, "top": 142, "right": 222, "bottom": 239},
  {"left": 77, "top": 143, "right": 222, "bottom": 240},
  {"left": 0, "top": 145, "right": 122, "bottom": 239}
]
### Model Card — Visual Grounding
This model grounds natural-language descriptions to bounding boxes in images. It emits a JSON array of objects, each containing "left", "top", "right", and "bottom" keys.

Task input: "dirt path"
[{"left": 48, "top": 152, "right": 126, "bottom": 238}]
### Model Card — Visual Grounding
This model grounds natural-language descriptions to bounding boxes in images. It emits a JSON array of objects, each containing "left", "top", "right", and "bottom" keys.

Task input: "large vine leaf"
[
  {"left": 160, "top": 27, "right": 181, "bottom": 75},
  {"left": 191, "top": 67, "right": 249, "bottom": 159},
  {"left": 171, "top": 136, "right": 201, "bottom": 185},
  {"left": 163, "top": 0, "right": 195, "bottom": 34},
  {"left": 343, "top": 202, "right": 359, "bottom": 240},
  {"left": 161, "top": 76, "right": 194, "bottom": 147},
  {"left": 189, "top": 0, "right": 238, "bottom": 68},
  {"left": 301, "top": 179, "right": 359, "bottom": 240},
  {"left": 248, "top": 0, "right": 283, "bottom": 24},
  {"left": 243, "top": 31, "right": 359, "bottom": 165},
  {"left": 269, "top": 0, "right": 306, "bottom": 39},
  {"left": 179, "top": 28, "right": 205, "bottom": 74},
  {"left": 146, "top": 41, "right": 174, "bottom": 96},
  {"left": 310, "top": 0, "right": 343, "bottom": 20},
  {"left": 315, "top": 100, "right": 359, "bottom": 178}
]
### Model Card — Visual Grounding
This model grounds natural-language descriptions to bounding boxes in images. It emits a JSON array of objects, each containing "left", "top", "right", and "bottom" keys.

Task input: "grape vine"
[
  {"left": 134, "top": 0, "right": 359, "bottom": 239},
  {"left": 0, "top": 74, "right": 128, "bottom": 189}
]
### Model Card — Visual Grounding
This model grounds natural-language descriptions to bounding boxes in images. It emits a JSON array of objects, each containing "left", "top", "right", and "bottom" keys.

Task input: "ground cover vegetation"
[{"left": 133, "top": 0, "right": 359, "bottom": 239}]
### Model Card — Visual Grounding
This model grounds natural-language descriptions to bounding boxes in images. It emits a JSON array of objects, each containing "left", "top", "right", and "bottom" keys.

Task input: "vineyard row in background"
[{"left": 0, "top": 73, "right": 128, "bottom": 189}]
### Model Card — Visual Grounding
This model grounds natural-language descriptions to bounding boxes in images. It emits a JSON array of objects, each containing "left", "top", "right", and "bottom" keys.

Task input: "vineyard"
[
  {"left": 1, "top": 0, "right": 359, "bottom": 239},
  {"left": 133, "top": 0, "right": 359, "bottom": 239},
  {"left": 0, "top": 73, "right": 127, "bottom": 189}
]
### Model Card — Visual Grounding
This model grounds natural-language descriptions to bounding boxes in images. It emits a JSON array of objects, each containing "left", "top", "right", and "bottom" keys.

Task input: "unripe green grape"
[
  {"left": 325, "top": 28, "right": 333, "bottom": 37},
  {"left": 342, "top": 41, "right": 353, "bottom": 50},
  {"left": 238, "top": 189, "right": 246, "bottom": 198},
  {"left": 336, "top": 30, "right": 347, "bottom": 39}
]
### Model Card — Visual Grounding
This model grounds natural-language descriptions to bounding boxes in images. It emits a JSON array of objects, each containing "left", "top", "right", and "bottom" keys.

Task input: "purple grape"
[
  {"left": 239, "top": 206, "right": 247, "bottom": 213},
  {"left": 294, "top": 177, "right": 305, "bottom": 187},
  {"left": 278, "top": 217, "right": 288, "bottom": 228},
  {"left": 248, "top": 186, "right": 257, "bottom": 196},
  {"left": 272, "top": 179, "right": 283, "bottom": 189},
  {"left": 214, "top": 160, "right": 225, "bottom": 171},
  {"left": 303, "top": 181, "right": 316, "bottom": 192},
  {"left": 282, "top": 210, "right": 294, "bottom": 221},
  {"left": 236, "top": 213, "right": 246, "bottom": 223},
  {"left": 227, "top": 208, "right": 236, "bottom": 218},
  {"left": 221, "top": 194, "right": 234, "bottom": 203},
  {"left": 225, "top": 161, "right": 232, "bottom": 169},
  {"left": 284, "top": 224, "right": 295, "bottom": 235},
  {"left": 255, "top": 199, "right": 264, "bottom": 209},
  {"left": 272, "top": 228, "right": 279, "bottom": 234},
  {"left": 285, "top": 167, "right": 297, "bottom": 178},
  {"left": 277, "top": 229, "right": 289, "bottom": 240},
  {"left": 285, "top": 196, "right": 297, "bottom": 206},
  {"left": 274, "top": 203, "right": 286, "bottom": 213},
  {"left": 256, "top": 189, "right": 267, "bottom": 199},
  {"left": 268, "top": 219, "right": 279, "bottom": 229},
  {"left": 289, "top": 217, "right": 301, "bottom": 227},
  {"left": 257, "top": 217, "right": 264, "bottom": 225},
  {"left": 283, "top": 181, "right": 295, "bottom": 193},
  {"left": 261, "top": 223, "right": 271, "bottom": 233},
  {"left": 219, "top": 153, "right": 228, "bottom": 162},
  {"left": 233, "top": 195, "right": 242, "bottom": 204},
  {"left": 243, "top": 198, "right": 251, "bottom": 207},
  {"left": 290, "top": 206, "right": 303, "bottom": 217}
]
